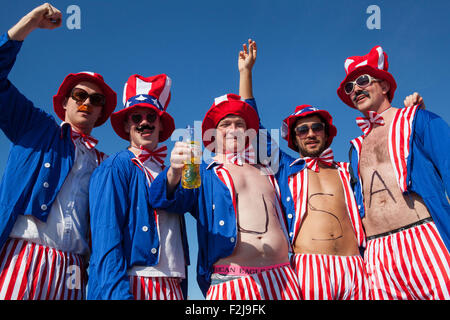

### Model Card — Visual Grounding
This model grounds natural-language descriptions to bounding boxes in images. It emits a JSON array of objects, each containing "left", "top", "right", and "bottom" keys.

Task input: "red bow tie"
[
  {"left": 137, "top": 145, "right": 167, "bottom": 167},
  {"left": 303, "top": 148, "right": 334, "bottom": 172},
  {"left": 225, "top": 144, "right": 256, "bottom": 166},
  {"left": 356, "top": 111, "right": 385, "bottom": 135},
  {"left": 71, "top": 130, "right": 98, "bottom": 150}
]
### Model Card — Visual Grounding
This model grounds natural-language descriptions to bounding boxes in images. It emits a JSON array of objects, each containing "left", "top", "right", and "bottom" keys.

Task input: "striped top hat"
[
  {"left": 337, "top": 45, "right": 397, "bottom": 108},
  {"left": 110, "top": 74, "right": 175, "bottom": 141}
]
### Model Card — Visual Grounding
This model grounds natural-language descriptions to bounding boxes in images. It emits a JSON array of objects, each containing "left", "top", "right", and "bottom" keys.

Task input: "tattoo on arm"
[{"left": 308, "top": 193, "right": 343, "bottom": 241}]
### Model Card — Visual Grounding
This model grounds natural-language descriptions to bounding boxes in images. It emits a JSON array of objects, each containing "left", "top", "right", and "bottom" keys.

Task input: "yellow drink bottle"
[{"left": 181, "top": 126, "right": 201, "bottom": 189}]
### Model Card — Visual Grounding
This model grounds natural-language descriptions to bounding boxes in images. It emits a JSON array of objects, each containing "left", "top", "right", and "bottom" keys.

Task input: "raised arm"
[
  {"left": 238, "top": 39, "right": 257, "bottom": 99},
  {"left": 0, "top": 4, "right": 62, "bottom": 143},
  {"left": 8, "top": 3, "right": 62, "bottom": 41}
]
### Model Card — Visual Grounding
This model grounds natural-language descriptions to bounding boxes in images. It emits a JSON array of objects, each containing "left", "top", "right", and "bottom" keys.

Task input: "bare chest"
[{"left": 359, "top": 125, "right": 390, "bottom": 168}]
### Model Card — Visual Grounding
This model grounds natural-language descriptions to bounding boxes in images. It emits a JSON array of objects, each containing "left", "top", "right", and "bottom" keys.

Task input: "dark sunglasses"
[
  {"left": 70, "top": 87, "right": 106, "bottom": 107},
  {"left": 344, "top": 74, "right": 380, "bottom": 95},
  {"left": 129, "top": 112, "right": 158, "bottom": 124},
  {"left": 294, "top": 123, "right": 325, "bottom": 138}
]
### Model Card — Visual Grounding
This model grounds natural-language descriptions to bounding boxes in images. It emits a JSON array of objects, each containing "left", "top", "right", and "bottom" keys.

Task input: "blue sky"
[{"left": 1, "top": 0, "right": 449, "bottom": 299}]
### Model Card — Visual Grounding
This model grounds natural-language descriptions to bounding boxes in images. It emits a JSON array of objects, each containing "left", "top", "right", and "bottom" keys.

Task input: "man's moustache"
[
  {"left": 136, "top": 124, "right": 155, "bottom": 132},
  {"left": 353, "top": 90, "right": 370, "bottom": 102}
]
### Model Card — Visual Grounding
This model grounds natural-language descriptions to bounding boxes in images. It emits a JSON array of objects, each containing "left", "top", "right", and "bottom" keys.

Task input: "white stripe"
[
  {"left": 159, "top": 76, "right": 172, "bottom": 108},
  {"left": 344, "top": 59, "right": 354, "bottom": 73},
  {"left": 354, "top": 60, "right": 368, "bottom": 68},
  {"left": 135, "top": 77, "right": 153, "bottom": 95},
  {"left": 376, "top": 46, "right": 385, "bottom": 70},
  {"left": 122, "top": 82, "right": 128, "bottom": 106}
]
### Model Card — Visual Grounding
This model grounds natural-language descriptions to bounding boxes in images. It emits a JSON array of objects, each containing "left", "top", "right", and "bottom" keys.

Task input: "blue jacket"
[
  {"left": 87, "top": 149, "right": 190, "bottom": 300},
  {"left": 349, "top": 106, "right": 450, "bottom": 251},
  {"left": 0, "top": 33, "right": 77, "bottom": 249}
]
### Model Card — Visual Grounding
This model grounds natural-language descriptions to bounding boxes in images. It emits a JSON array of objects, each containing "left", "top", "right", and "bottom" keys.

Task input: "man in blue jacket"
[
  {"left": 87, "top": 74, "right": 189, "bottom": 300},
  {"left": 337, "top": 45, "right": 450, "bottom": 299},
  {"left": 149, "top": 93, "right": 300, "bottom": 299},
  {"left": 0, "top": 3, "right": 117, "bottom": 299}
]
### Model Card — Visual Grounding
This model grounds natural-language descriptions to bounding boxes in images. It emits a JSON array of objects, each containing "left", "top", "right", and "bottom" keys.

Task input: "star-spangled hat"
[
  {"left": 281, "top": 105, "right": 337, "bottom": 152},
  {"left": 337, "top": 45, "right": 397, "bottom": 108},
  {"left": 110, "top": 74, "right": 175, "bottom": 141},
  {"left": 201, "top": 94, "right": 259, "bottom": 151},
  {"left": 53, "top": 71, "right": 117, "bottom": 127}
]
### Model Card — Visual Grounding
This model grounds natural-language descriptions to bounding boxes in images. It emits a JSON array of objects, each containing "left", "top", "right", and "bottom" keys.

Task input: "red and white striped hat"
[
  {"left": 337, "top": 45, "right": 397, "bottom": 108},
  {"left": 201, "top": 94, "right": 259, "bottom": 150},
  {"left": 53, "top": 71, "right": 117, "bottom": 127},
  {"left": 110, "top": 74, "right": 175, "bottom": 141}
]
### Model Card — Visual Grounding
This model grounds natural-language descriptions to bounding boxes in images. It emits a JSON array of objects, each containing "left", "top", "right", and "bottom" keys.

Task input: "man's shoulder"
[{"left": 96, "top": 149, "right": 133, "bottom": 170}]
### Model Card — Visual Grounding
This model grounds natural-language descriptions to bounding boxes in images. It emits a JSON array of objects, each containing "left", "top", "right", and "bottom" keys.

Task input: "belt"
[{"left": 366, "top": 217, "right": 434, "bottom": 241}]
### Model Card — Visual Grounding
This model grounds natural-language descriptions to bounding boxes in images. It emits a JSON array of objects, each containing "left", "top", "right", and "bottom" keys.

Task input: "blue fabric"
[
  {"left": 0, "top": 32, "right": 75, "bottom": 249},
  {"left": 87, "top": 149, "right": 190, "bottom": 299},
  {"left": 349, "top": 109, "right": 450, "bottom": 251}
]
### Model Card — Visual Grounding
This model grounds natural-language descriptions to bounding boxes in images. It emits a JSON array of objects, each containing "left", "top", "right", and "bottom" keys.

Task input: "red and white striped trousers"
[
  {"left": 129, "top": 275, "right": 184, "bottom": 300},
  {"left": 0, "top": 238, "right": 86, "bottom": 300},
  {"left": 364, "top": 221, "right": 450, "bottom": 300},
  {"left": 206, "top": 264, "right": 300, "bottom": 300},
  {"left": 291, "top": 253, "right": 370, "bottom": 300}
]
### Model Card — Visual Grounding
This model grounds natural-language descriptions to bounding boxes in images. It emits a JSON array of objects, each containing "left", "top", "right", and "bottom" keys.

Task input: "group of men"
[{"left": 0, "top": 3, "right": 448, "bottom": 300}]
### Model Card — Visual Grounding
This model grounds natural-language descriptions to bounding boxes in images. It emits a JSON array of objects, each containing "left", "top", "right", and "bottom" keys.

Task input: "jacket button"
[
  {"left": 230, "top": 237, "right": 235, "bottom": 243},
  {"left": 41, "top": 204, "right": 48, "bottom": 211},
  {"left": 142, "top": 226, "right": 149, "bottom": 232},
  {"left": 287, "top": 214, "right": 293, "bottom": 219},
  {"left": 286, "top": 196, "right": 291, "bottom": 202},
  {"left": 44, "top": 163, "right": 51, "bottom": 168},
  {"left": 151, "top": 248, "right": 157, "bottom": 254},
  {"left": 219, "top": 220, "right": 225, "bottom": 226},
  {"left": 289, "top": 232, "right": 294, "bottom": 237},
  {"left": 43, "top": 182, "right": 49, "bottom": 188},
  {"left": 212, "top": 204, "right": 215, "bottom": 210}
]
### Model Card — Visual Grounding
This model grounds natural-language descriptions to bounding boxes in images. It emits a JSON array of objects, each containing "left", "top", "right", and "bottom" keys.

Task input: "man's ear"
[
  {"left": 380, "top": 80, "right": 391, "bottom": 95},
  {"left": 62, "top": 97, "right": 69, "bottom": 110},
  {"left": 124, "top": 119, "right": 131, "bottom": 134}
]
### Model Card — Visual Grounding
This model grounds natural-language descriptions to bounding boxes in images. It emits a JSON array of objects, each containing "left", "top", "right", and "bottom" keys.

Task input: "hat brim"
[
  {"left": 202, "top": 100, "right": 259, "bottom": 151},
  {"left": 52, "top": 73, "right": 117, "bottom": 127},
  {"left": 283, "top": 109, "right": 337, "bottom": 152},
  {"left": 337, "top": 66, "right": 397, "bottom": 109},
  {"left": 110, "top": 103, "right": 175, "bottom": 142}
]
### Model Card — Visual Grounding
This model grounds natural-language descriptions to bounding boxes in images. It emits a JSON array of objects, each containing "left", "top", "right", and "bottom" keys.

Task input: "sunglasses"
[
  {"left": 128, "top": 112, "right": 158, "bottom": 124},
  {"left": 294, "top": 123, "right": 325, "bottom": 138},
  {"left": 344, "top": 74, "right": 380, "bottom": 95},
  {"left": 70, "top": 87, "right": 106, "bottom": 107}
]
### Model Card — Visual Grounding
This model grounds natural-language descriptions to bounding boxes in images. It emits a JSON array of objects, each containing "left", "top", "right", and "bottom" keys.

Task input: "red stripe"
[
  {"left": 30, "top": 244, "right": 45, "bottom": 299},
  {"left": 419, "top": 224, "right": 450, "bottom": 299},
  {"left": 0, "top": 240, "right": 20, "bottom": 293},
  {"left": 4, "top": 240, "right": 27, "bottom": 299},
  {"left": 54, "top": 250, "right": 66, "bottom": 299}
]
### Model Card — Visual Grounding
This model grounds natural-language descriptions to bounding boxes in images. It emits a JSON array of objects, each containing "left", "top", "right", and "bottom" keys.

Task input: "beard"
[{"left": 298, "top": 140, "right": 327, "bottom": 158}]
